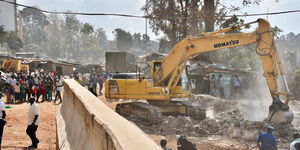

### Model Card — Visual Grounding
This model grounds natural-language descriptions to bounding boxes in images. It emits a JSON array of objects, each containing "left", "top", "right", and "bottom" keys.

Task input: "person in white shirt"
[
  {"left": 54, "top": 76, "right": 63, "bottom": 104},
  {"left": 0, "top": 94, "right": 6, "bottom": 148},
  {"left": 26, "top": 98, "right": 40, "bottom": 149},
  {"left": 290, "top": 133, "right": 300, "bottom": 150}
]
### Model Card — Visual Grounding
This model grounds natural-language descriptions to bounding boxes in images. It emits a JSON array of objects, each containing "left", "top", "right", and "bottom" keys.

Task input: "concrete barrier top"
[{"left": 63, "top": 79, "right": 161, "bottom": 150}]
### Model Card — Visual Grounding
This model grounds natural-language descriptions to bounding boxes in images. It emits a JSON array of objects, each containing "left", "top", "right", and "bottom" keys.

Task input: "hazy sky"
[{"left": 17, "top": 0, "right": 300, "bottom": 40}]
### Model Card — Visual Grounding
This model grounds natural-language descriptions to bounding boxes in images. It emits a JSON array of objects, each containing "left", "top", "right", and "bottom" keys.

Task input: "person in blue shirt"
[{"left": 257, "top": 126, "right": 277, "bottom": 150}]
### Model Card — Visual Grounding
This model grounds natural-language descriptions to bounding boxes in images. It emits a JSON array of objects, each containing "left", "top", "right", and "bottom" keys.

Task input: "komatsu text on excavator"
[{"left": 105, "top": 18, "right": 293, "bottom": 124}]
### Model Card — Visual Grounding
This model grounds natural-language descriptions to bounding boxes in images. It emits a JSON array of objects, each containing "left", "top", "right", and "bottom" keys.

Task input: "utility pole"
[{"left": 145, "top": 0, "right": 148, "bottom": 53}]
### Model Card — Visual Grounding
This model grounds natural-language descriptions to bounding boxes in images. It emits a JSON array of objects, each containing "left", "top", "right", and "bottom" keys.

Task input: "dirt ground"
[
  {"left": 1, "top": 92, "right": 298, "bottom": 150},
  {"left": 2, "top": 101, "right": 59, "bottom": 150}
]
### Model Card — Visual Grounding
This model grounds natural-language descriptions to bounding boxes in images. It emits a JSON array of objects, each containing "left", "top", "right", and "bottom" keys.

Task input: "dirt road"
[{"left": 2, "top": 102, "right": 59, "bottom": 150}]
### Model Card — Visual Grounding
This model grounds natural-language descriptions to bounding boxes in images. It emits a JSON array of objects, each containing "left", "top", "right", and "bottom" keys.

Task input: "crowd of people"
[
  {"left": 0, "top": 69, "right": 64, "bottom": 149},
  {"left": 0, "top": 70, "right": 63, "bottom": 104},
  {"left": 200, "top": 73, "right": 241, "bottom": 99},
  {"left": 74, "top": 69, "right": 108, "bottom": 97}
]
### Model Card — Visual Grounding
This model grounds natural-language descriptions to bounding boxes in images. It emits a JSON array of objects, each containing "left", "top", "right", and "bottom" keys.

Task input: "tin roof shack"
[
  {"left": 27, "top": 60, "right": 76, "bottom": 76},
  {"left": 15, "top": 52, "right": 36, "bottom": 58},
  {"left": 0, "top": 54, "right": 15, "bottom": 63},
  {"left": 187, "top": 55, "right": 255, "bottom": 99},
  {"left": 105, "top": 52, "right": 136, "bottom": 73}
]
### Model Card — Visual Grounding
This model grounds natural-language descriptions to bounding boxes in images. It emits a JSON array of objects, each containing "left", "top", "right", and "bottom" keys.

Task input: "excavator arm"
[
  {"left": 106, "top": 18, "right": 293, "bottom": 124},
  {"left": 153, "top": 18, "right": 293, "bottom": 123}
]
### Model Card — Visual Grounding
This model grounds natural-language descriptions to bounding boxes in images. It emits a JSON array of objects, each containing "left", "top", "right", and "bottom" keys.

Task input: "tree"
[
  {"left": 95, "top": 28, "right": 108, "bottom": 63},
  {"left": 44, "top": 14, "right": 63, "bottom": 58},
  {"left": 141, "top": 34, "right": 150, "bottom": 50},
  {"left": 142, "top": 0, "right": 228, "bottom": 46},
  {"left": 62, "top": 14, "right": 81, "bottom": 59},
  {"left": 158, "top": 37, "right": 170, "bottom": 53},
  {"left": 81, "top": 23, "right": 94, "bottom": 35},
  {"left": 113, "top": 28, "right": 133, "bottom": 51},
  {"left": 5, "top": 31, "right": 23, "bottom": 53},
  {"left": 203, "top": 0, "right": 215, "bottom": 32},
  {"left": 133, "top": 33, "right": 142, "bottom": 49},
  {"left": 96, "top": 28, "right": 108, "bottom": 52},
  {"left": 0, "top": 25, "right": 7, "bottom": 47},
  {"left": 20, "top": 7, "right": 49, "bottom": 46}
]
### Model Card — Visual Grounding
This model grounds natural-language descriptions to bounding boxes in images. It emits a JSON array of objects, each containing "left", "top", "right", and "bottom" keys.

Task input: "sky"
[{"left": 17, "top": 0, "right": 300, "bottom": 40}]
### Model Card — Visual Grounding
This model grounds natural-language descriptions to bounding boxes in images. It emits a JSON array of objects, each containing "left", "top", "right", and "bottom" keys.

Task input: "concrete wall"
[{"left": 56, "top": 79, "right": 161, "bottom": 150}]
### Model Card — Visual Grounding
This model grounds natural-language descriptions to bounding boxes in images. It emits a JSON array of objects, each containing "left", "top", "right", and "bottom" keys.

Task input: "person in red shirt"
[
  {"left": 30, "top": 84, "right": 37, "bottom": 98},
  {"left": 36, "top": 81, "right": 46, "bottom": 102}
]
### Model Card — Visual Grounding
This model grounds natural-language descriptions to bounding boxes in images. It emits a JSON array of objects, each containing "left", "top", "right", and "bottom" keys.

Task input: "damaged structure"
[
  {"left": 25, "top": 59, "right": 78, "bottom": 75},
  {"left": 187, "top": 55, "right": 257, "bottom": 99}
]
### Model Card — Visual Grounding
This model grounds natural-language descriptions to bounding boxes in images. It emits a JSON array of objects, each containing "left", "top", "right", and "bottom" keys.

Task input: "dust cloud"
[
  {"left": 237, "top": 71, "right": 300, "bottom": 128},
  {"left": 237, "top": 73, "right": 272, "bottom": 121}
]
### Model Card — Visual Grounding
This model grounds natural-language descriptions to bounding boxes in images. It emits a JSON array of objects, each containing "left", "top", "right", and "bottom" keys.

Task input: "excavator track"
[
  {"left": 115, "top": 102, "right": 162, "bottom": 124},
  {"left": 116, "top": 101, "right": 206, "bottom": 124},
  {"left": 170, "top": 100, "right": 206, "bottom": 120}
]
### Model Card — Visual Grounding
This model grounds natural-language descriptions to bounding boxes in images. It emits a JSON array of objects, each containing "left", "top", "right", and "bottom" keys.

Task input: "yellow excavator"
[{"left": 105, "top": 18, "right": 293, "bottom": 124}]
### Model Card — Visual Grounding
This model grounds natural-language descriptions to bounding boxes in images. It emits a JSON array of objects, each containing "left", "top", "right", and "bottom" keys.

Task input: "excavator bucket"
[{"left": 266, "top": 100, "right": 293, "bottom": 124}]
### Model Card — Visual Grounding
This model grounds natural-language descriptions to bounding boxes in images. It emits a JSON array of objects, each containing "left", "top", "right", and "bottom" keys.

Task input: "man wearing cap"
[
  {"left": 257, "top": 126, "right": 277, "bottom": 150},
  {"left": 26, "top": 97, "right": 40, "bottom": 149}
]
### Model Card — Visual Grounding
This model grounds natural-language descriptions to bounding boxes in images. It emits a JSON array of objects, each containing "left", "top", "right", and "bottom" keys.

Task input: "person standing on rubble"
[
  {"left": 257, "top": 126, "right": 277, "bottom": 150},
  {"left": 209, "top": 74, "right": 218, "bottom": 97},
  {"left": 202, "top": 74, "right": 210, "bottom": 94},
  {"left": 290, "top": 133, "right": 300, "bottom": 150},
  {"left": 233, "top": 74, "right": 241, "bottom": 99},
  {"left": 218, "top": 74, "right": 225, "bottom": 98}
]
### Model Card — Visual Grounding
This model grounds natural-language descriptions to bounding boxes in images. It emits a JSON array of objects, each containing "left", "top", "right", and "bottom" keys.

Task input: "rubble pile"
[
  {"left": 125, "top": 94, "right": 299, "bottom": 149},
  {"left": 191, "top": 94, "right": 237, "bottom": 113}
]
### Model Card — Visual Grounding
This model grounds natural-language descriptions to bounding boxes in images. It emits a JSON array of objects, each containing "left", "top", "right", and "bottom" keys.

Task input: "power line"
[
  {"left": 1, "top": 0, "right": 300, "bottom": 19},
  {"left": 0, "top": 0, "right": 145, "bottom": 18}
]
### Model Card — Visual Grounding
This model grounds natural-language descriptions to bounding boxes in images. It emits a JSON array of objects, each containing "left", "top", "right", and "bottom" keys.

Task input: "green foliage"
[
  {"left": 18, "top": 8, "right": 158, "bottom": 63},
  {"left": 133, "top": 33, "right": 150, "bottom": 51},
  {"left": 81, "top": 23, "right": 94, "bottom": 35},
  {"left": 142, "top": 0, "right": 230, "bottom": 46},
  {"left": 271, "top": 26, "right": 283, "bottom": 39},
  {"left": 5, "top": 31, "right": 23, "bottom": 51},
  {"left": 113, "top": 28, "right": 133, "bottom": 51},
  {"left": 0, "top": 25, "right": 7, "bottom": 45},
  {"left": 216, "top": 44, "right": 261, "bottom": 71},
  {"left": 20, "top": 7, "right": 49, "bottom": 46},
  {"left": 292, "top": 69, "right": 300, "bottom": 99},
  {"left": 158, "top": 37, "right": 171, "bottom": 53}
]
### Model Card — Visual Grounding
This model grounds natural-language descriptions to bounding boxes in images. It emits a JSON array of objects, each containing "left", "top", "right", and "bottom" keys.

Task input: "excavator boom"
[{"left": 106, "top": 18, "right": 293, "bottom": 124}]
